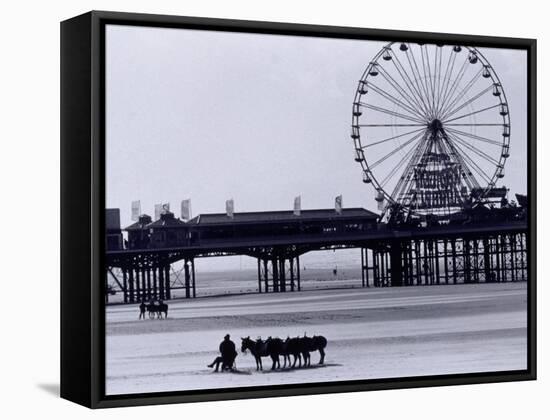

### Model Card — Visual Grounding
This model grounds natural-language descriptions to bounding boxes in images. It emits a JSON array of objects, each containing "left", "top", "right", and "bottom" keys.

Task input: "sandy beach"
[{"left": 105, "top": 281, "right": 527, "bottom": 395}]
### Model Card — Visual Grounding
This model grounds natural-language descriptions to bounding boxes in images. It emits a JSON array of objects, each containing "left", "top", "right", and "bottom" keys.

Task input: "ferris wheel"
[{"left": 351, "top": 42, "right": 510, "bottom": 219}]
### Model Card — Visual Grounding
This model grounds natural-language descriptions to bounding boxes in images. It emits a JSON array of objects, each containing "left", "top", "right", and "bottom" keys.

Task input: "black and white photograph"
[{"left": 103, "top": 23, "right": 530, "bottom": 396}]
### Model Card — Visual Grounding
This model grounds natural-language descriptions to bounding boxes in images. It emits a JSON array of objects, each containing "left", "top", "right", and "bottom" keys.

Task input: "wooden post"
[
  {"left": 257, "top": 258, "right": 262, "bottom": 293},
  {"left": 380, "top": 249, "right": 386, "bottom": 287},
  {"left": 290, "top": 257, "right": 295, "bottom": 292},
  {"left": 366, "top": 249, "right": 371, "bottom": 287},
  {"left": 158, "top": 266, "right": 165, "bottom": 300},
  {"left": 135, "top": 268, "right": 141, "bottom": 301},
  {"left": 510, "top": 234, "right": 516, "bottom": 282},
  {"left": 407, "top": 242, "right": 414, "bottom": 286},
  {"left": 473, "top": 239, "right": 480, "bottom": 283},
  {"left": 483, "top": 238, "right": 491, "bottom": 283},
  {"left": 296, "top": 255, "right": 301, "bottom": 291},
  {"left": 128, "top": 268, "right": 135, "bottom": 303},
  {"left": 390, "top": 241, "right": 403, "bottom": 287},
  {"left": 122, "top": 268, "right": 128, "bottom": 303},
  {"left": 141, "top": 267, "right": 147, "bottom": 300},
  {"left": 496, "top": 236, "right": 502, "bottom": 281},
  {"left": 191, "top": 258, "right": 196, "bottom": 298},
  {"left": 263, "top": 259, "right": 269, "bottom": 293},
  {"left": 434, "top": 240, "right": 440, "bottom": 285},
  {"left": 272, "top": 258, "right": 279, "bottom": 292},
  {"left": 443, "top": 239, "right": 449, "bottom": 285},
  {"left": 372, "top": 249, "right": 380, "bottom": 287},
  {"left": 146, "top": 267, "right": 151, "bottom": 300},
  {"left": 502, "top": 235, "right": 509, "bottom": 281},
  {"left": 152, "top": 266, "right": 158, "bottom": 299},
  {"left": 426, "top": 241, "right": 431, "bottom": 285},
  {"left": 279, "top": 258, "right": 286, "bottom": 292},
  {"left": 414, "top": 241, "right": 421, "bottom": 285},
  {"left": 361, "top": 248, "right": 365, "bottom": 287},
  {"left": 165, "top": 264, "right": 171, "bottom": 300},
  {"left": 464, "top": 239, "right": 472, "bottom": 284},
  {"left": 184, "top": 260, "right": 190, "bottom": 298}
]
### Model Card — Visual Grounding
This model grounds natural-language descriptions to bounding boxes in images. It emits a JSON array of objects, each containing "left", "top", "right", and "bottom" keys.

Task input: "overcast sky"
[{"left": 106, "top": 24, "right": 527, "bottom": 228}]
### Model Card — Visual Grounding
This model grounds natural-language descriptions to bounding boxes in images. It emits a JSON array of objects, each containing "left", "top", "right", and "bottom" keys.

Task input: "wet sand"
[{"left": 106, "top": 282, "right": 527, "bottom": 395}]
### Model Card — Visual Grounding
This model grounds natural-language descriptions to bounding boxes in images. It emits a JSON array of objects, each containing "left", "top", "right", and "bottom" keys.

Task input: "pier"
[{"left": 105, "top": 205, "right": 528, "bottom": 303}]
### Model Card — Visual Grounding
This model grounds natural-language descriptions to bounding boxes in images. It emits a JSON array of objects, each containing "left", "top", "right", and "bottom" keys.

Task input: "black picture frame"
[{"left": 60, "top": 10, "right": 537, "bottom": 409}]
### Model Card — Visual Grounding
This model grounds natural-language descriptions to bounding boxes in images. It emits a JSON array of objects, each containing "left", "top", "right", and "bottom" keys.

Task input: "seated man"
[{"left": 208, "top": 334, "right": 237, "bottom": 372}]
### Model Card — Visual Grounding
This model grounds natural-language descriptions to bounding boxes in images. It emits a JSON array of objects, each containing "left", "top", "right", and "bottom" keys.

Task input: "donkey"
[
  {"left": 147, "top": 301, "right": 168, "bottom": 319},
  {"left": 241, "top": 336, "right": 280, "bottom": 371},
  {"left": 283, "top": 336, "right": 303, "bottom": 368},
  {"left": 299, "top": 334, "right": 328, "bottom": 366},
  {"left": 265, "top": 337, "right": 285, "bottom": 370}
]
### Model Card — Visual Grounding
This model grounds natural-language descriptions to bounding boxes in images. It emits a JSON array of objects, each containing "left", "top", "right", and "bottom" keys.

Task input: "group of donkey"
[
  {"left": 240, "top": 335, "right": 327, "bottom": 371},
  {"left": 139, "top": 300, "right": 169, "bottom": 320}
]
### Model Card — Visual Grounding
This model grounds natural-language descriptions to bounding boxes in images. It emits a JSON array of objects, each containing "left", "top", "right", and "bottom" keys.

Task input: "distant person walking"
[
  {"left": 208, "top": 334, "right": 238, "bottom": 372},
  {"left": 139, "top": 300, "right": 147, "bottom": 320}
]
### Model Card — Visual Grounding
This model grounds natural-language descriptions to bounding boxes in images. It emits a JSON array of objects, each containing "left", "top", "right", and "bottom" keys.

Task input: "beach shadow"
[
  {"left": 209, "top": 369, "right": 252, "bottom": 375},
  {"left": 37, "top": 383, "right": 59, "bottom": 397},
  {"left": 259, "top": 362, "right": 342, "bottom": 374}
]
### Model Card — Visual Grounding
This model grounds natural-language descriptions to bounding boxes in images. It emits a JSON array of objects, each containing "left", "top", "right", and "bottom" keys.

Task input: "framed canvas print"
[{"left": 60, "top": 11, "right": 536, "bottom": 408}]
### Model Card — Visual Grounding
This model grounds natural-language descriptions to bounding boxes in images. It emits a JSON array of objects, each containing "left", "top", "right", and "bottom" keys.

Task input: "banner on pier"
[
  {"left": 294, "top": 195, "right": 301, "bottom": 216},
  {"left": 181, "top": 199, "right": 192, "bottom": 221},
  {"left": 226, "top": 199, "right": 234, "bottom": 218},
  {"left": 131, "top": 200, "right": 141, "bottom": 221},
  {"left": 335, "top": 195, "right": 343, "bottom": 214}
]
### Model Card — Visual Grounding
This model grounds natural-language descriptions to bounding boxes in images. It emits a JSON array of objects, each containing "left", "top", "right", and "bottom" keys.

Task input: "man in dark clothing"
[
  {"left": 220, "top": 334, "right": 237, "bottom": 370},
  {"left": 208, "top": 334, "right": 237, "bottom": 372},
  {"left": 139, "top": 300, "right": 147, "bottom": 320}
]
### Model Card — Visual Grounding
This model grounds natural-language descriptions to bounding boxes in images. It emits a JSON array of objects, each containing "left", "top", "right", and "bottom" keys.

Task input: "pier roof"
[
  {"left": 148, "top": 212, "right": 187, "bottom": 229},
  {"left": 188, "top": 208, "right": 378, "bottom": 226}
]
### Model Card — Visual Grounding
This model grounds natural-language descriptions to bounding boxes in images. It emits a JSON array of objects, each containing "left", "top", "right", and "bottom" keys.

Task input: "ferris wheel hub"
[{"left": 428, "top": 119, "right": 443, "bottom": 132}]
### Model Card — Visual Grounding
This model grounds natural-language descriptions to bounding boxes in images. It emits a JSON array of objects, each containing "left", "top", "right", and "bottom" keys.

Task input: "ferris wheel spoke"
[
  {"left": 367, "top": 82, "right": 427, "bottom": 120},
  {"left": 442, "top": 103, "right": 501, "bottom": 124},
  {"left": 441, "top": 85, "right": 493, "bottom": 121},
  {"left": 439, "top": 50, "right": 458, "bottom": 108},
  {"left": 438, "top": 56, "right": 469, "bottom": 118},
  {"left": 433, "top": 135, "right": 478, "bottom": 188},
  {"left": 423, "top": 46, "right": 438, "bottom": 116},
  {"left": 418, "top": 46, "right": 434, "bottom": 117},
  {"left": 377, "top": 66, "right": 429, "bottom": 118},
  {"left": 440, "top": 56, "right": 469, "bottom": 109},
  {"left": 429, "top": 46, "right": 439, "bottom": 109},
  {"left": 445, "top": 127, "right": 503, "bottom": 146},
  {"left": 369, "top": 132, "right": 424, "bottom": 169},
  {"left": 439, "top": 69, "right": 483, "bottom": 119},
  {"left": 445, "top": 134, "right": 493, "bottom": 184},
  {"left": 361, "top": 127, "right": 426, "bottom": 149},
  {"left": 420, "top": 46, "right": 433, "bottom": 115},
  {"left": 444, "top": 123, "right": 504, "bottom": 127},
  {"left": 446, "top": 132, "right": 500, "bottom": 166},
  {"left": 359, "top": 123, "right": 426, "bottom": 127},
  {"left": 405, "top": 47, "right": 434, "bottom": 118},
  {"left": 391, "top": 134, "right": 431, "bottom": 201},
  {"left": 389, "top": 52, "right": 431, "bottom": 118},
  {"left": 434, "top": 46, "right": 446, "bottom": 116},
  {"left": 379, "top": 135, "right": 423, "bottom": 187},
  {"left": 441, "top": 135, "right": 482, "bottom": 189},
  {"left": 390, "top": 152, "right": 427, "bottom": 201},
  {"left": 392, "top": 62, "right": 428, "bottom": 120},
  {"left": 459, "top": 151, "right": 493, "bottom": 185},
  {"left": 358, "top": 102, "right": 426, "bottom": 124}
]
